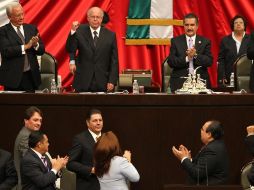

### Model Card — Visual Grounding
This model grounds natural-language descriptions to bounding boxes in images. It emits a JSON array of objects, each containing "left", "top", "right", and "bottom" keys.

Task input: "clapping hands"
[
  {"left": 172, "top": 144, "right": 191, "bottom": 161},
  {"left": 51, "top": 155, "right": 69, "bottom": 171},
  {"left": 123, "top": 150, "right": 131, "bottom": 162}
]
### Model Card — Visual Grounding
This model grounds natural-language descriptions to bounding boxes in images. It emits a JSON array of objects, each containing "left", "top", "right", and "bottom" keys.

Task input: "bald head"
[
  {"left": 87, "top": 7, "right": 104, "bottom": 18},
  {"left": 87, "top": 7, "right": 104, "bottom": 30}
]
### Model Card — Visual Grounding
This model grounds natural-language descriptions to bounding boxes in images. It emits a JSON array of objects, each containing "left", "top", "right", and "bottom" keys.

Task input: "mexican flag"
[{"left": 126, "top": 0, "right": 182, "bottom": 45}]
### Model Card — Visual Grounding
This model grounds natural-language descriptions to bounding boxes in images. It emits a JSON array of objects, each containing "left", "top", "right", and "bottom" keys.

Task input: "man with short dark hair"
[
  {"left": 167, "top": 13, "right": 213, "bottom": 92},
  {"left": 0, "top": 148, "right": 17, "bottom": 189},
  {"left": 172, "top": 120, "right": 229, "bottom": 185},
  {"left": 67, "top": 108, "right": 103, "bottom": 190},
  {"left": 21, "top": 131, "right": 68, "bottom": 190},
  {"left": 14, "top": 106, "right": 42, "bottom": 190},
  {"left": 0, "top": 2, "right": 45, "bottom": 92}
]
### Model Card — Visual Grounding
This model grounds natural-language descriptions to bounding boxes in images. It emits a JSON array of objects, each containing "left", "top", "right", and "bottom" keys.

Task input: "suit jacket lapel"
[
  {"left": 95, "top": 27, "right": 105, "bottom": 51},
  {"left": 180, "top": 35, "right": 188, "bottom": 54},
  {"left": 85, "top": 130, "right": 96, "bottom": 144},
  {"left": 195, "top": 35, "right": 203, "bottom": 52},
  {"left": 83, "top": 27, "right": 95, "bottom": 50},
  {"left": 7, "top": 23, "right": 23, "bottom": 45},
  {"left": 238, "top": 35, "right": 248, "bottom": 55},
  {"left": 229, "top": 36, "right": 237, "bottom": 56},
  {"left": 23, "top": 24, "right": 31, "bottom": 44},
  {"left": 29, "top": 149, "right": 50, "bottom": 173}
]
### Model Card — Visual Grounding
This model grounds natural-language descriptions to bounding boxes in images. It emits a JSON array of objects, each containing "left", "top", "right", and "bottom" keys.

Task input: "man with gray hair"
[
  {"left": 0, "top": 2, "right": 45, "bottom": 92},
  {"left": 66, "top": 7, "right": 118, "bottom": 92}
]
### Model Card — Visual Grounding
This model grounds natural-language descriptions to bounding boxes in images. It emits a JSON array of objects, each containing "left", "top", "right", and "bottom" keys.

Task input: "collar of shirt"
[
  {"left": 31, "top": 148, "right": 43, "bottom": 159},
  {"left": 232, "top": 31, "right": 245, "bottom": 44},
  {"left": 88, "top": 129, "right": 101, "bottom": 142},
  {"left": 11, "top": 23, "right": 24, "bottom": 36},
  {"left": 232, "top": 32, "right": 245, "bottom": 53},
  {"left": 90, "top": 26, "right": 101, "bottom": 38},
  {"left": 186, "top": 35, "right": 196, "bottom": 47}
]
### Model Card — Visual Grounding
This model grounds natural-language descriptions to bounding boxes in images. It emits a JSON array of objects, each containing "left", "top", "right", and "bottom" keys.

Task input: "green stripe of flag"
[
  {"left": 127, "top": 0, "right": 151, "bottom": 39},
  {"left": 128, "top": 0, "right": 151, "bottom": 18}
]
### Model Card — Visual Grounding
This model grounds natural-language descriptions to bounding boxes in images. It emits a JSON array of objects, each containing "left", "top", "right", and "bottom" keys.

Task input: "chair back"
[
  {"left": 60, "top": 168, "right": 76, "bottom": 190},
  {"left": 161, "top": 57, "right": 172, "bottom": 92},
  {"left": 234, "top": 54, "right": 252, "bottom": 92},
  {"left": 38, "top": 52, "right": 57, "bottom": 90},
  {"left": 241, "top": 161, "right": 253, "bottom": 190}
]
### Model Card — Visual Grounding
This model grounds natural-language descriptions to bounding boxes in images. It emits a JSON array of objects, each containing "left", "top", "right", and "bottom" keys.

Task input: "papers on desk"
[
  {"left": 145, "top": 93, "right": 161, "bottom": 95},
  {"left": 79, "top": 92, "right": 106, "bottom": 94},
  {"left": 0, "top": 91, "right": 25, "bottom": 93},
  {"left": 79, "top": 91, "right": 129, "bottom": 95}
]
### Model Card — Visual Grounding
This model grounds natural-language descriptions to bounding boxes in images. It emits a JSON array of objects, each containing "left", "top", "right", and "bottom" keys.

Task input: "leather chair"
[
  {"left": 241, "top": 161, "right": 253, "bottom": 190},
  {"left": 60, "top": 168, "right": 76, "bottom": 190},
  {"left": 234, "top": 54, "right": 253, "bottom": 92},
  {"left": 161, "top": 57, "right": 172, "bottom": 92},
  {"left": 38, "top": 52, "right": 57, "bottom": 90}
]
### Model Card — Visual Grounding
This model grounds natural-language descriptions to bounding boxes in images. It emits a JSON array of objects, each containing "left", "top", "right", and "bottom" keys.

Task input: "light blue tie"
[{"left": 188, "top": 38, "right": 194, "bottom": 74}]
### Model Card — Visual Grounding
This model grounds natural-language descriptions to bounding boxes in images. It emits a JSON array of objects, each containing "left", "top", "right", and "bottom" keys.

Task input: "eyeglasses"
[
  {"left": 89, "top": 16, "right": 102, "bottom": 20},
  {"left": 12, "top": 13, "right": 24, "bottom": 19}
]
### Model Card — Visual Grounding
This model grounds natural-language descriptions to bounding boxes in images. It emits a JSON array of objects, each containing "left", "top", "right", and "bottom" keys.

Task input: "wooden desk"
[
  {"left": 0, "top": 93, "right": 253, "bottom": 190},
  {"left": 164, "top": 185, "right": 241, "bottom": 190}
]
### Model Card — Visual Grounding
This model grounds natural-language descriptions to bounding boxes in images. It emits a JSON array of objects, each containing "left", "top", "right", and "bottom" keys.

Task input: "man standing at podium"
[
  {"left": 66, "top": 7, "right": 118, "bottom": 92},
  {"left": 167, "top": 13, "right": 213, "bottom": 93},
  {"left": 172, "top": 120, "right": 229, "bottom": 185},
  {"left": 0, "top": 2, "right": 45, "bottom": 92}
]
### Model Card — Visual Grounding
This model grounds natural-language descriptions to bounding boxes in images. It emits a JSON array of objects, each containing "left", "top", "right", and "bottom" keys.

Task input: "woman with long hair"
[{"left": 94, "top": 131, "right": 139, "bottom": 190}]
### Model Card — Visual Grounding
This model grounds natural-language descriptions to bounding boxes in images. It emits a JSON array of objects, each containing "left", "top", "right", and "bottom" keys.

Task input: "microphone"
[
  {"left": 197, "top": 160, "right": 200, "bottom": 186},
  {"left": 205, "top": 157, "right": 208, "bottom": 186},
  {"left": 196, "top": 157, "right": 208, "bottom": 186}
]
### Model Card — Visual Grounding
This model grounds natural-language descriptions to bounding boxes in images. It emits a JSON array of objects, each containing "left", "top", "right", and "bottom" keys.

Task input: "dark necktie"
[
  {"left": 17, "top": 26, "right": 30, "bottom": 71},
  {"left": 41, "top": 156, "right": 50, "bottom": 172},
  {"left": 93, "top": 31, "right": 98, "bottom": 47}
]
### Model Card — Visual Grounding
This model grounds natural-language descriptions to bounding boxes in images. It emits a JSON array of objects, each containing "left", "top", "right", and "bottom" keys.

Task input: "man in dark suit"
[
  {"left": 0, "top": 149, "right": 17, "bottom": 189},
  {"left": 21, "top": 131, "right": 68, "bottom": 190},
  {"left": 245, "top": 125, "right": 254, "bottom": 185},
  {"left": 0, "top": 2, "right": 45, "bottom": 92},
  {"left": 67, "top": 109, "right": 103, "bottom": 190},
  {"left": 217, "top": 15, "right": 250, "bottom": 86},
  {"left": 167, "top": 13, "right": 213, "bottom": 92},
  {"left": 172, "top": 120, "right": 229, "bottom": 185},
  {"left": 247, "top": 31, "right": 254, "bottom": 93},
  {"left": 14, "top": 106, "right": 42, "bottom": 190},
  {"left": 66, "top": 7, "right": 118, "bottom": 92}
]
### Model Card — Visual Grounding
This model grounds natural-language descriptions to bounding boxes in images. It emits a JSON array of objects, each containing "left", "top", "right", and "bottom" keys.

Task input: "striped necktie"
[
  {"left": 41, "top": 156, "right": 50, "bottom": 172},
  {"left": 17, "top": 26, "right": 30, "bottom": 71},
  {"left": 93, "top": 31, "right": 98, "bottom": 47},
  {"left": 188, "top": 37, "right": 194, "bottom": 74}
]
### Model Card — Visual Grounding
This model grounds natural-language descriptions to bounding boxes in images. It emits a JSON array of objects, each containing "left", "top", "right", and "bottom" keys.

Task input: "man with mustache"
[{"left": 167, "top": 13, "right": 213, "bottom": 93}]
